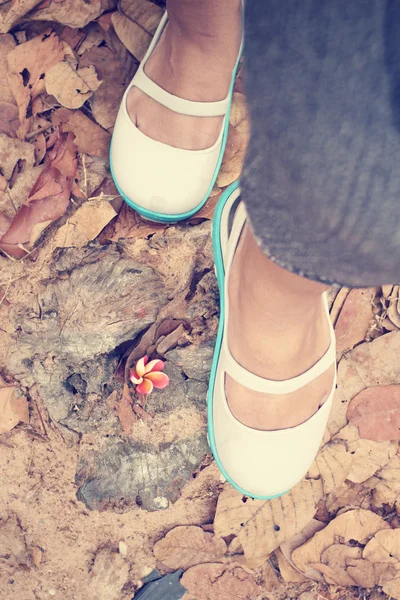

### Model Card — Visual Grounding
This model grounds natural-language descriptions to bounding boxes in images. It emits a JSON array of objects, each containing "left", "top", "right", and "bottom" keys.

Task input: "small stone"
[
  {"left": 153, "top": 496, "right": 169, "bottom": 510},
  {"left": 118, "top": 541, "right": 127, "bottom": 557},
  {"left": 48, "top": 590, "right": 56, "bottom": 596}
]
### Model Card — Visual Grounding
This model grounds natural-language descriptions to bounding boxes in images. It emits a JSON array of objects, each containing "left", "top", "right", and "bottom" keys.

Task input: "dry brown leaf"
[
  {"left": 0, "top": 385, "right": 29, "bottom": 434},
  {"left": 382, "top": 565, "right": 400, "bottom": 600},
  {"left": 335, "top": 424, "right": 397, "bottom": 483},
  {"left": 335, "top": 287, "right": 377, "bottom": 356},
  {"left": 325, "top": 481, "right": 372, "bottom": 514},
  {"left": 347, "top": 559, "right": 399, "bottom": 589},
  {"left": 45, "top": 62, "right": 102, "bottom": 109},
  {"left": 112, "top": 0, "right": 163, "bottom": 62},
  {"left": 347, "top": 385, "right": 400, "bottom": 441},
  {"left": 180, "top": 564, "right": 260, "bottom": 600},
  {"left": 275, "top": 548, "right": 306, "bottom": 583},
  {"left": 53, "top": 200, "right": 116, "bottom": 248},
  {"left": 153, "top": 526, "right": 227, "bottom": 570},
  {"left": 370, "top": 455, "right": 400, "bottom": 509},
  {"left": 0, "top": 99, "right": 18, "bottom": 135},
  {"left": 0, "top": 514, "right": 30, "bottom": 567},
  {"left": 103, "top": 202, "right": 165, "bottom": 241},
  {"left": 33, "top": 132, "right": 46, "bottom": 165},
  {"left": 0, "top": 34, "right": 16, "bottom": 104},
  {"left": 214, "top": 479, "right": 323, "bottom": 564},
  {"left": 363, "top": 529, "right": 400, "bottom": 563},
  {"left": 279, "top": 519, "right": 326, "bottom": 582},
  {"left": 217, "top": 149, "right": 246, "bottom": 188},
  {"left": 230, "top": 92, "right": 248, "bottom": 127},
  {"left": 0, "top": 133, "right": 34, "bottom": 179},
  {"left": 79, "top": 35, "right": 136, "bottom": 130},
  {"left": 29, "top": 0, "right": 104, "bottom": 28},
  {"left": 312, "top": 544, "right": 362, "bottom": 586},
  {"left": 308, "top": 440, "right": 352, "bottom": 494},
  {"left": 52, "top": 108, "right": 110, "bottom": 159},
  {"left": 292, "top": 509, "right": 390, "bottom": 574},
  {"left": 7, "top": 31, "right": 64, "bottom": 138},
  {"left": 0, "top": 131, "right": 77, "bottom": 257},
  {"left": 0, "top": 0, "right": 43, "bottom": 33}
]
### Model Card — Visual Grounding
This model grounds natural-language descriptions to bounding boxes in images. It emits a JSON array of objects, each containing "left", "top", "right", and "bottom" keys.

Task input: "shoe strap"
[
  {"left": 221, "top": 197, "right": 336, "bottom": 395},
  {"left": 131, "top": 13, "right": 231, "bottom": 118}
]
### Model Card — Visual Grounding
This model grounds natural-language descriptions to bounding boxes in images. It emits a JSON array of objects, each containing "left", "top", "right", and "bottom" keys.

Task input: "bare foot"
[
  {"left": 126, "top": 2, "right": 242, "bottom": 150},
  {"left": 227, "top": 224, "right": 335, "bottom": 431}
]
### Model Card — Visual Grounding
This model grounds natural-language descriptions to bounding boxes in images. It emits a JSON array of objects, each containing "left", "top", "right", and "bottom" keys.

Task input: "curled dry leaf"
[
  {"left": 0, "top": 385, "right": 29, "bottom": 434},
  {"left": 0, "top": 133, "right": 34, "bottom": 179},
  {"left": 335, "top": 287, "right": 377, "bottom": 357},
  {"left": 214, "top": 479, "right": 323, "bottom": 564},
  {"left": 363, "top": 529, "right": 400, "bottom": 563},
  {"left": 347, "top": 385, "right": 400, "bottom": 441},
  {"left": 313, "top": 544, "right": 362, "bottom": 586},
  {"left": 370, "top": 454, "right": 400, "bottom": 509},
  {"left": 291, "top": 508, "right": 390, "bottom": 575},
  {"left": 0, "top": 34, "right": 16, "bottom": 104},
  {"left": 45, "top": 62, "right": 102, "bottom": 109},
  {"left": 153, "top": 526, "right": 227, "bottom": 570},
  {"left": 79, "top": 31, "right": 136, "bottom": 130},
  {"left": 7, "top": 31, "right": 64, "bottom": 138},
  {"left": 52, "top": 108, "right": 110, "bottom": 159},
  {"left": 347, "top": 559, "right": 400, "bottom": 590},
  {"left": 28, "top": 0, "right": 104, "bottom": 29},
  {"left": 335, "top": 424, "right": 397, "bottom": 483},
  {"left": 53, "top": 200, "right": 117, "bottom": 248},
  {"left": 0, "top": 131, "right": 77, "bottom": 257},
  {"left": 308, "top": 440, "right": 352, "bottom": 495},
  {"left": 0, "top": 0, "right": 43, "bottom": 34},
  {"left": 279, "top": 518, "right": 326, "bottom": 582},
  {"left": 112, "top": 0, "right": 164, "bottom": 61},
  {"left": 180, "top": 563, "right": 260, "bottom": 600}
]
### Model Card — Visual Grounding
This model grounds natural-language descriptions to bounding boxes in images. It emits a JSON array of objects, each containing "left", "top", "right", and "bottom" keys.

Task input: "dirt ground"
[{"left": 1, "top": 1, "right": 400, "bottom": 599}]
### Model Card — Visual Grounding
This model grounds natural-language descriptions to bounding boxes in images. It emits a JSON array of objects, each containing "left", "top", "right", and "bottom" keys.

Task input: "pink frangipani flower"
[{"left": 130, "top": 355, "right": 169, "bottom": 395}]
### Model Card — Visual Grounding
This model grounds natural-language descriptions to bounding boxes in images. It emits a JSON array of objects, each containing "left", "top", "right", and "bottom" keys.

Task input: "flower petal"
[
  {"left": 146, "top": 371, "right": 170, "bottom": 389},
  {"left": 129, "top": 370, "right": 143, "bottom": 385},
  {"left": 136, "top": 355, "right": 148, "bottom": 378},
  {"left": 144, "top": 359, "right": 165, "bottom": 374},
  {"left": 137, "top": 377, "right": 153, "bottom": 395}
]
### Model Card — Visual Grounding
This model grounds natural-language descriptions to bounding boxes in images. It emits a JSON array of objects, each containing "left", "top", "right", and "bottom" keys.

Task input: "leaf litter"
[{"left": 0, "top": 2, "right": 400, "bottom": 600}]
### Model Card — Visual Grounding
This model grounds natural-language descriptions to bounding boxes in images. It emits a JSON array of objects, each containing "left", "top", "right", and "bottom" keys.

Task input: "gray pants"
[{"left": 242, "top": 0, "right": 400, "bottom": 287}]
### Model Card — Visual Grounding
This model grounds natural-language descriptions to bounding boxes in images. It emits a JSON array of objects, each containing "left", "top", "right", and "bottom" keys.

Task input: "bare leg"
[
  {"left": 227, "top": 224, "right": 335, "bottom": 431},
  {"left": 127, "top": 0, "right": 242, "bottom": 150}
]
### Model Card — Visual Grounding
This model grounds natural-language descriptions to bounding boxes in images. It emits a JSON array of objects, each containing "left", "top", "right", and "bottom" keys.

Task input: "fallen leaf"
[
  {"left": 292, "top": 509, "right": 390, "bottom": 575},
  {"left": 79, "top": 29, "right": 136, "bottom": 130},
  {"left": 33, "top": 132, "right": 46, "bottom": 165},
  {"left": 214, "top": 479, "right": 323, "bottom": 563},
  {"left": 0, "top": 385, "right": 29, "bottom": 433},
  {"left": 28, "top": 0, "right": 105, "bottom": 28},
  {"left": 382, "top": 565, "right": 400, "bottom": 600},
  {"left": 335, "top": 288, "right": 377, "bottom": 357},
  {"left": 0, "top": 133, "right": 34, "bottom": 179},
  {"left": 153, "top": 526, "right": 227, "bottom": 570},
  {"left": 308, "top": 440, "right": 352, "bottom": 494},
  {"left": 180, "top": 564, "right": 260, "bottom": 600},
  {"left": 370, "top": 454, "right": 400, "bottom": 510},
  {"left": 347, "top": 559, "right": 399, "bottom": 589},
  {"left": 0, "top": 514, "right": 30, "bottom": 567},
  {"left": 363, "top": 529, "right": 400, "bottom": 563},
  {"left": 279, "top": 519, "right": 326, "bottom": 582},
  {"left": 89, "top": 547, "right": 130, "bottom": 600},
  {"left": 112, "top": 0, "right": 164, "bottom": 61},
  {"left": 53, "top": 200, "right": 116, "bottom": 248},
  {"left": 347, "top": 385, "right": 400, "bottom": 441},
  {"left": 0, "top": 101, "right": 18, "bottom": 137},
  {"left": 335, "top": 424, "right": 397, "bottom": 483},
  {"left": 52, "top": 108, "right": 110, "bottom": 159},
  {"left": 275, "top": 548, "right": 307, "bottom": 583},
  {"left": 0, "top": 34, "right": 16, "bottom": 104},
  {"left": 229, "top": 92, "right": 248, "bottom": 127},
  {"left": 313, "top": 544, "right": 362, "bottom": 586},
  {"left": 217, "top": 148, "right": 246, "bottom": 188},
  {"left": 45, "top": 62, "right": 102, "bottom": 109},
  {"left": 0, "top": 0, "right": 43, "bottom": 33},
  {"left": 325, "top": 481, "right": 372, "bottom": 514},
  {"left": 103, "top": 202, "right": 165, "bottom": 241},
  {"left": 0, "top": 131, "right": 77, "bottom": 257},
  {"left": 7, "top": 31, "right": 64, "bottom": 138}
]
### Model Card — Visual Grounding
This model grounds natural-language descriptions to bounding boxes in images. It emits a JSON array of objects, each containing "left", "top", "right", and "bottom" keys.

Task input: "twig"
[{"left": 0, "top": 279, "right": 12, "bottom": 308}]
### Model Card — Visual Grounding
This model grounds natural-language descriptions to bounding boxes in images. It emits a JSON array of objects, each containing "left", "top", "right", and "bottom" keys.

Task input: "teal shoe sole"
[
  {"left": 207, "top": 181, "right": 287, "bottom": 501},
  {"left": 109, "top": 41, "right": 243, "bottom": 224}
]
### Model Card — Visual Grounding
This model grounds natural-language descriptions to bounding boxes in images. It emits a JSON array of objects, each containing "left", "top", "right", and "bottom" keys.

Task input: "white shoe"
[
  {"left": 110, "top": 11, "right": 243, "bottom": 223},
  {"left": 208, "top": 182, "right": 337, "bottom": 499}
]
